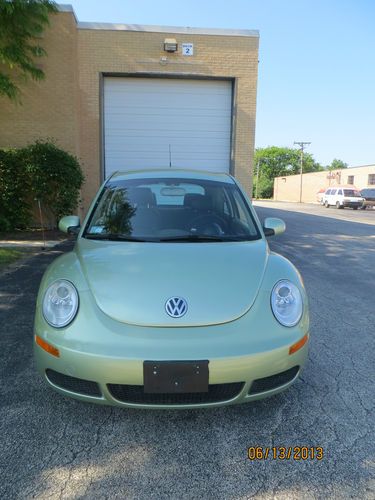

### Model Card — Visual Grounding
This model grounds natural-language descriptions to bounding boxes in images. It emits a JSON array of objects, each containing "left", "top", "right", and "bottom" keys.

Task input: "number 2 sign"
[{"left": 182, "top": 43, "right": 194, "bottom": 56}]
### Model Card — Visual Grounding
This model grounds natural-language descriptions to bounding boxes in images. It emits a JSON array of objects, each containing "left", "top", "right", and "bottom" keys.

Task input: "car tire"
[
  {"left": 325, "top": 201, "right": 329, "bottom": 208},
  {"left": 353, "top": 206, "right": 358, "bottom": 210},
  {"left": 336, "top": 201, "right": 342, "bottom": 209}
]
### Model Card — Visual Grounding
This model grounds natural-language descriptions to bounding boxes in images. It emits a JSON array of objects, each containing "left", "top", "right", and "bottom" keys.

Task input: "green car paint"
[{"left": 34, "top": 169, "right": 309, "bottom": 408}]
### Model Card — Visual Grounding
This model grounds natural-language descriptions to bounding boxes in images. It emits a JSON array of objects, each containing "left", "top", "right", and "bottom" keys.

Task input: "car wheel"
[
  {"left": 336, "top": 201, "right": 341, "bottom": 209},
  {"left": 325, "top": 201, "right": 329, "bottom": 208},
  {"left": 353, "top": 206, "right": 358, "bottom": 210}
]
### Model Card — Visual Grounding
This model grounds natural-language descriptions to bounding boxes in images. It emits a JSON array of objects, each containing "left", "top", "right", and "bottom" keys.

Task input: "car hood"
[{"left": 76, "top": 238, "right": 268, "bottom": 327}]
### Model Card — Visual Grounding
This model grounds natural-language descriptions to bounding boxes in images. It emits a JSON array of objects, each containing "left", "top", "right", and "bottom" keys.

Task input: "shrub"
[
  {"left": 0, "top": 149, "right": 32, "bottom": 231},
  {"left": 252, "top": 176, "right": 274, "bottom": 199},
  {"left": 21, "top": 140, "right": 84, "bottom": 224},
  {"left": 0, "top": 140, "right": 84, "bottom": 231}
]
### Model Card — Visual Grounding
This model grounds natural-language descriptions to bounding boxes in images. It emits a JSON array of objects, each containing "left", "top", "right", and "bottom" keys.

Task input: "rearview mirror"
[
  {"left": 263, "top": 217, "right": 285, "bottom": 237},
  {"left": 59, "top": 215, "right": 80, "bottom": 234}
]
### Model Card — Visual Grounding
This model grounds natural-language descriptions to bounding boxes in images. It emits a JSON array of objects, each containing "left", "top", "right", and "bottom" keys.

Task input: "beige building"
[
  {"left": 274, "top": 165, "right": 375, "bottom": 203},
  {"left": 0, "top": 5, "right": 259, "bottom": 215}
]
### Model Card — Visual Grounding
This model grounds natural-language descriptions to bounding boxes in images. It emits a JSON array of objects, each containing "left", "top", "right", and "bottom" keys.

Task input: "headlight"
[
  {"left": 271, "top": 280, "right": 303, "bottom": 327},
  {"left": 42, "top": 280, "right": 79, "bottom": 328}
]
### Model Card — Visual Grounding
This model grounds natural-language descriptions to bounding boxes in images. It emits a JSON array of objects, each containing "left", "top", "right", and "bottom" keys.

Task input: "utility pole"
[{"left": 294, "top": 141, "right": 311, "bottom": 203}]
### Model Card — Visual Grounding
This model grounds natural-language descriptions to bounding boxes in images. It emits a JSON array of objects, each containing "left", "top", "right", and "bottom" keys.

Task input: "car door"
[
  {"left": 337, "top": 189, "right": 343, "bottom": 206},
  {"left": 329, "top": 188, "right": 337, "bottom": 206},
  {"left": 324, "top": 189, "right": 331, "bottom": 204}
]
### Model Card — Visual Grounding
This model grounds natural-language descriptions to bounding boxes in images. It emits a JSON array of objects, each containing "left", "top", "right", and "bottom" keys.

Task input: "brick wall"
[
  {"left": 0, "top": 8, "right": 259, "bottom": 215},
  {"left": 0, "top": 11, "right": 79, "bottom": 156},
  {"left": 274, "top": 165, "right": 375, "bottom": 203}
]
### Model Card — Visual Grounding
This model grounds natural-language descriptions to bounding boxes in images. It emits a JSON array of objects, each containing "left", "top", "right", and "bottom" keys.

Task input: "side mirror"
[
  {"left": 59, "top": 215, "right": 80, "bottom": 235},
  {"left": 263, "top": 217, "right": 285, "bottom": 237}
]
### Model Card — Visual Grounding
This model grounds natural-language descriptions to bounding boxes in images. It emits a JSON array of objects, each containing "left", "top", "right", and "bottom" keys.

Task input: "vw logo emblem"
[{"left": 165, "top": 297, "right": 188, "bottom": 318}]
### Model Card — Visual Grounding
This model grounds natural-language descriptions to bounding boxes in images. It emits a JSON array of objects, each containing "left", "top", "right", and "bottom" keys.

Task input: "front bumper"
[
  {"left": 342, "top": 201, "right": 362, "bottom": 208},
  {"left": 35, "top": 338, "right": 308, "bottom": 408},
  {"left": 34, "top": 264, "right": 310, "bottom": 409}
]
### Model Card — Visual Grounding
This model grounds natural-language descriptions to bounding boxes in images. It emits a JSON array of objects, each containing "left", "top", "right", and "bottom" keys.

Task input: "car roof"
[
  {"left": 326, "top": 185, "right": 359, "bottom": 190},
  {"left": 108, "top": 169, "right": 235, "bottom": 184}
]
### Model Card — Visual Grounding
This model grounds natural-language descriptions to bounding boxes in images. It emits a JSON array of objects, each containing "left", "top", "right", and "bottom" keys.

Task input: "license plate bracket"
[{"left": 143, "top": 360, "right": 209, "bottom": 394}]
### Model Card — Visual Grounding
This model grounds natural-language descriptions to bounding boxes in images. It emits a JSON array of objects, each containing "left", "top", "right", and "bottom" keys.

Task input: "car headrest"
[
  {"left": 126, "top": 187, "right": 155, "bottom": 207},
  {"left": 184, "top": 193, "right": 212, "bottom": 210}
]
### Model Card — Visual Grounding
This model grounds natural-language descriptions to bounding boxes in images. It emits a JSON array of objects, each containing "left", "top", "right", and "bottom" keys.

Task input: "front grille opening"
[
  {"left": 249, "top": 366, "right": 300, "bottom": 395},
  {"left": 46, "top": 369, "right": 102, "bottom": 397},
  {"left": 108, "top": 382, "right": 245, "bottom": 405}
]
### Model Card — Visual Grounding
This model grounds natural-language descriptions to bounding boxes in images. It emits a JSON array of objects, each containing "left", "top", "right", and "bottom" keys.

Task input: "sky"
[{"left": 66, "top": 0, "right": 375, "bottom": 167}]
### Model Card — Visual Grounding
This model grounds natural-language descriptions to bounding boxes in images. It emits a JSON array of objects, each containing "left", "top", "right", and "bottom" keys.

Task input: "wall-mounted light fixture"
[{"left": 164, "top": 38, "right": 178, "bottom": 52}]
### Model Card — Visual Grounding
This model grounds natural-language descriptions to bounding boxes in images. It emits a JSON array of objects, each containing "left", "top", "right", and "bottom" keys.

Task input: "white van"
[{"left": 322, "top": 187, "right": 364, "bottom": 209}]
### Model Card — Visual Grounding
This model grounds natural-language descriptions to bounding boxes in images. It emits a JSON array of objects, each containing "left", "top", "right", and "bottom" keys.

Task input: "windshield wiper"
[
  {"left": 84, "top": 234, "right": 149, "bottom": 242},
  {"left": 84, "top": 233, "right": 257, "bottom": 243},
  {"left": 158, "top": 234, "right": 241, "bottom": 242}
]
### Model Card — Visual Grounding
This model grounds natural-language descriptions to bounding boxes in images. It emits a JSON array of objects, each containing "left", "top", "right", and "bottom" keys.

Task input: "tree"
[
  {"left": 0, "top": 148, "right": 32, "bottom": 230},
  {"left": 0, "top": 140, "right": 84, "bottom": 230},
  {"left": 253, "top": 146, "right": 323, "bottom": 198},
  {"left": 0, "top": 0, "right": 57, "bottom": 101},
  {"left": 328, "top": 158, "right": 348, "bottom": 170},
  {"left": 21, "top": 140, "right": 84, "bottom": 223}
]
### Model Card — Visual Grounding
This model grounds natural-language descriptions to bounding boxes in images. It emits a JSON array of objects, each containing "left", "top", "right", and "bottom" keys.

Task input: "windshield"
[
  {"left": 84, "top": 178, "right": 261, "bottom": 242},
  {"left": 343, "top": 189, "right": 361, "bottom": 197}
]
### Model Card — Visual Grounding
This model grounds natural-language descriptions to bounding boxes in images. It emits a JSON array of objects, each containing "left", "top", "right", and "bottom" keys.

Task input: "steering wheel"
[{"left": 189, "top": 214, "right": 226, "bottom": 236}]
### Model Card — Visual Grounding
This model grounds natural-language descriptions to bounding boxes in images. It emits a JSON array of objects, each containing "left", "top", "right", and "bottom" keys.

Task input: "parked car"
[
  {"left": 360, "top": 188, "right": 375, "bottom": 209},
  {"left": 316, "top": 188, "right": 326, "bottom": 204},
  {"left": 34, "top": 169, "right": 309, "bottom": 409},
  {"left": 322, "top": 186, "right": 364, "bottom": 209}
]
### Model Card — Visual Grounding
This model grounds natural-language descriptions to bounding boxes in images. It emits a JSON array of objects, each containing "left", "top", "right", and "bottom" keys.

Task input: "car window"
[
  {"left": 331, "top": 189, "right": 337, "bottom": 195},
  {"left": 326, "top": 189, "right": 331, "bottom": 195},
  {"left": 362, "top": 189, "right": 375, "bottom": 197},
  {"left": 222, "top": 190, "right": 233, "bottom": 216},
  {"left": 344, "top": 189, "right": 361, "bottom": 197},
  {"left": 337, "top": 189, "right": 343, "bottom": 195},
  {"left": 84, "top": 178, "right": 261, "bottom": 242},
  {"left": 231, "top": 189, "right": 254, "bottom": 227}
]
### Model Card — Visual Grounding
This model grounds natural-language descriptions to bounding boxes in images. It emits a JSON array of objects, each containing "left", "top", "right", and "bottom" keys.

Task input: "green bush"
[
  {"left": 0, "top": 140, "right": 84, "bottom": 231},
  {"left": 21, "top": 141, "right": 84, "bottom": 223},
  {"left": 0, "top": 148, "right": 32, "bottom": 231},
  {"left": 252, "top": 176, "right": 274, "bottom": 199}
]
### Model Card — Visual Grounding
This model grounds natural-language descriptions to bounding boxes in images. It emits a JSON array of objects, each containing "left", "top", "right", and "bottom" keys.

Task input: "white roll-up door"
[{"left": 103, "top": 77, "right": 232, "bottom": 177}]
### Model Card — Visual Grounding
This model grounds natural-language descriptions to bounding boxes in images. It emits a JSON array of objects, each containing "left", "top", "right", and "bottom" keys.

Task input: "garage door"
[{"left": 103, "top": 77, "right": 232, "bottom": 177}]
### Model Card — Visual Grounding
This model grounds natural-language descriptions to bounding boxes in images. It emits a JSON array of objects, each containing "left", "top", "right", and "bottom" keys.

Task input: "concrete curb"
[{"left": 0, "top": 240, "right": 63, "bottom": 249}]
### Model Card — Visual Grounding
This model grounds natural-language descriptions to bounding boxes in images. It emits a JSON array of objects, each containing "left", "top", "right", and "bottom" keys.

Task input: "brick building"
[
  {"left": 274, "top": 165, "right": 375, "bottom": 203},
  {"left": 0, "top": 5, "right": 259, "bottom": 215}
]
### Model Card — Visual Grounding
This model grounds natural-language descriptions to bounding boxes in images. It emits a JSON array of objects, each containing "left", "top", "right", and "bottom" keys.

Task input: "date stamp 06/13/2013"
[{"left": 248, "top": 446, "right": 324, "bottom": 461}]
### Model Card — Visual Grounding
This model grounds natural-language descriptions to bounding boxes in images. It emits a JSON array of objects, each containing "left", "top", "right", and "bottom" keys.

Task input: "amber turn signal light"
[
  {"left": 35, "top": 335, "right": 60, "bottom": 357},
  {"left": 289, "top": 334, "right": 308, "bottom": 355}
]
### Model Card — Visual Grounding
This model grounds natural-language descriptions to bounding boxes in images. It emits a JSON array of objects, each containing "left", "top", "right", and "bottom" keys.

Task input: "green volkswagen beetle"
[{"left": 34, "top": 169, "right": 309, "bottom": 408}]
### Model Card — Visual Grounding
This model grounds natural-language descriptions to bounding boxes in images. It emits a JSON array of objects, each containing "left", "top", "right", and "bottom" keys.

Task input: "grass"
[
  {"left": 0, "top": 248, "right": 26, "bottom": 270},
  {"left": 0, "top": 228, "right": 65, "bottom": 242}
]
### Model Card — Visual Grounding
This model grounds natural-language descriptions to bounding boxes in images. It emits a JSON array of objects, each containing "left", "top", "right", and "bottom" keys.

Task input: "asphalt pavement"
[{"left": 0, "top": 206, "right": 374, "bottom": 499}]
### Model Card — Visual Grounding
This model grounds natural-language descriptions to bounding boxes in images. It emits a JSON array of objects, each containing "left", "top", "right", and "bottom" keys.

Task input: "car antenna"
[{"left": 169, "top": 144, "right": 172, "bottom": 168}]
